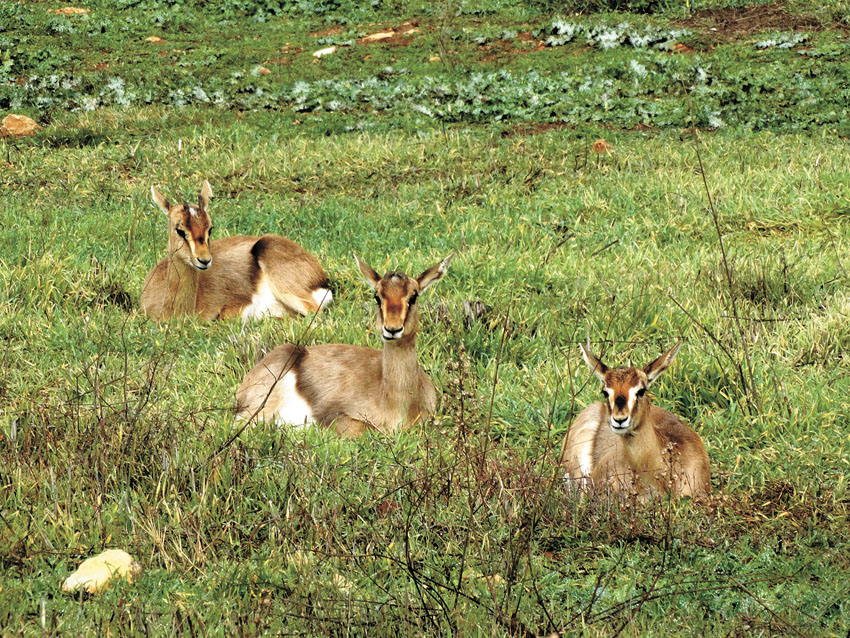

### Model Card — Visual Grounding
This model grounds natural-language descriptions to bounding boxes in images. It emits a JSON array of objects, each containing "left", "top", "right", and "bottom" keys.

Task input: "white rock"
[
  {"left": 362, "top": 32, "right": 395, "bottom": 42},
  {"left": 62, "top": 549, "right": 142, "bottom": 595}
]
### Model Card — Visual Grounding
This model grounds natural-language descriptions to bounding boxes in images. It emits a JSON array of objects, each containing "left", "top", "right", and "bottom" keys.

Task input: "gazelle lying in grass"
[
  {"left": 141, "top": 181, "right": 332, "bottom": 321},
  {"left": 560, "top": 342, "right": 711, "bottom": 499},
  {"left": 235, "top": 253, "right": 452, "bottom": 437}
]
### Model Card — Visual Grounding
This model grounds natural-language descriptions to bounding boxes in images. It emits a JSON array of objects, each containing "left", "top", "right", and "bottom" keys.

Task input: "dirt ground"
[{"left": 676, "top": 2, "right": 828, "bottom": 39}]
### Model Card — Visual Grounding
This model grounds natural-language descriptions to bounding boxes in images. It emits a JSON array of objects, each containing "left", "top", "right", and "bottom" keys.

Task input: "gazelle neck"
[
  {"left": 381, "top": 332, "right": 420, "bottom": 399},
  {"left": 164, "top": 246, "right": 200, "bottom": 316},
  {"left": 618, "top": 404, "right": 662, "bottom": 468}
]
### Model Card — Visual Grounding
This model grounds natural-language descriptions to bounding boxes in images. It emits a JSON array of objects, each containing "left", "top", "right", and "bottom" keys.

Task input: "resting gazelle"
[
  {"left": 141, "top": 181, "right": 332, "bottom": 321},
  {"left": 560, "top": 342, "right": 711, "bottom": 499},
  {"left": 235, "top": 253, "right": 452, "bottom": 437}
]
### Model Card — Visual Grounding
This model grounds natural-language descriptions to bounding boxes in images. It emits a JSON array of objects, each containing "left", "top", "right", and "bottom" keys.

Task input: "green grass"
[{"left": 2, "top": 0, "right": 850, "bottom": 635}]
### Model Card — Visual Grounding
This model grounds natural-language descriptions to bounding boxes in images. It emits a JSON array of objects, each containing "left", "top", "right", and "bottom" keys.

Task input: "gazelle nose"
[
  {"left": 382, "top": 325, "right": 404, "bottom": 340},
  {"left": 613, "top": 416, "right": 628, "bottom": 425},
  {"left": 197, "top": 257, "right": 211, "bottom": 267}
]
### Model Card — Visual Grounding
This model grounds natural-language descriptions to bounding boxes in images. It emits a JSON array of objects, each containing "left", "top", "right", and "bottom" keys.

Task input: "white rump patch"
[
  {"left": 242, "top": 276, "right": 287, "bottom": 320},
  {"left": 578, "top": 445, "right": 593, "bottom": 478},
  {"left": 273, "top": 373, "right": 315, "bottom": 429},
  {"left": 569, "top": 418, "right": 596, "bottom": 478},
  {"left": 312, "top": 288, "right": 333, "bottom": 311}
]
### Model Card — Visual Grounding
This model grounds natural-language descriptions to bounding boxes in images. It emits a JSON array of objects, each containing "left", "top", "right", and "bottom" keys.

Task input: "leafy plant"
[
  {"left": 537, "top": 18, "right": 690, "bottom": 49},
  {"left": 755, "top": 32, "right": 809, "bottom": 49},
  {"left": 528, "top": 0, "right": 671, "bottom": 15}
]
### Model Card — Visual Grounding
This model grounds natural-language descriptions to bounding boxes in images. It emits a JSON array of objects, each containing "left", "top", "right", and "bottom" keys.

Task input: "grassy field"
[{"left": 2, "top": 0, "right": 850, "bottom": 635}]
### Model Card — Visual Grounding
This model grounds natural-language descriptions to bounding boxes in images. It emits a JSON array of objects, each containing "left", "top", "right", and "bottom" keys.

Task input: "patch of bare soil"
[
  {"left": 677, "top": 2, "right": 825, "bottom": 40},
  {"left": 500, "top": 122, "right": 573, "bottom": 138},
  {"left": 500, "top": 121, "right": 660, "bottom": 138},
  {"left": 480, "top": 40, "right": 518, "bottom": 63},
  {"left": 310, "top": 26, "right": 343, "bottom": 37},
  {"left": 266, "top": 44, "right": 303, "bottom": 66},
  {"left": 479, "top": 33, "right": 546, "bottom": 63}
]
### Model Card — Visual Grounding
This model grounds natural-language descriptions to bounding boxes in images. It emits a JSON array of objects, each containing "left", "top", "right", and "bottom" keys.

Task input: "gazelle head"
[
  {"left": 581, "top": 342, "right": 681, "bottom": 436},
  {"left": 355, "top": 253, "right": 453, "bottom": 344},
  {"left": 151, "top": 181, "right": 214, "bottom": 271}
]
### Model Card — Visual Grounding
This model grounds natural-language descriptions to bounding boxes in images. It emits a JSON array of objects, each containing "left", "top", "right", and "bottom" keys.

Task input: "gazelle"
[
  {"left": 560, "top": 342, "right": 711, "bottom": 498},
  {"left": 141, "top": 181, "right": 332, "bottom": 321},
  {"left": 235, "top": 253, "right": 452, "bottom": 437}
]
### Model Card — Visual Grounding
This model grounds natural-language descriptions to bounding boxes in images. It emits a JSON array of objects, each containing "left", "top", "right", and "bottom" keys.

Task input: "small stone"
[
  {"left": 255, "top": 66, "right": 271, "bottom": 75},
  {"left": 145, "top": 36, "right": 165, "bottom": 44},
  {"left": 361, "top": 31, "right": 395, "bottom": 42},
  {"left": 592, "top": 138, "right": 613, "bottom": 154},
  {"left": 312, "top": 46, "right": 337, "bottom": 58},
  {"left": 1, "top": 114, "right": 38, "bottom": 137}
]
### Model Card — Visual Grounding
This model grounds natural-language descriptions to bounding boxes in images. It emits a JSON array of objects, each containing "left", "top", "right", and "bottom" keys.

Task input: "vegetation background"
[{"left": 1, "top": 0, "right": 849, "bottom": 634}]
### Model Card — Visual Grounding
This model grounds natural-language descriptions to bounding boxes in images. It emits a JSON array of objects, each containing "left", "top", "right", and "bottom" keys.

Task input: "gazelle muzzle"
[{"left": 381, "top": 325, "right": 404, "bottom": 341}]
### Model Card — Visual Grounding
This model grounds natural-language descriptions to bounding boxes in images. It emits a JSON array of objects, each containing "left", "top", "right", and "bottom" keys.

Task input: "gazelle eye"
[
  {"left": 374, "top": 294, "right": 382, "bottom": 307},
  {"left": 601, "top": 389, "right": 610, "bottom": 399},
  {"left": 208, "top": 226, "right": 214, "bottom": 237},
  {"left": 408, "top": 293, "right": 418, "bottom": 307},
  {"left": 175, "top": 228, "right": 187, "bottom": 240},
  {"left": 636, "top": 388, "right": 646, "bottom": 398}
]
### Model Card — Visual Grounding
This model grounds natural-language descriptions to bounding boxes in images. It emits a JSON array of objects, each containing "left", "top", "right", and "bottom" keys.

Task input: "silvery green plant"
[
  {"left": 756, "top": 33, "right": 808, "bottom": 49},
  {"left": 540, "top": 19, "right": 689, "bottom": 50}
]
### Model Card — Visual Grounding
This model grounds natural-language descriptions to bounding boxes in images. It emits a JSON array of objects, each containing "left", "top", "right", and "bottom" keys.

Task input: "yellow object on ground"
[
  {"left": 1, "top": 114, "right": 38, "bottom": 137},
  {"left": 62, "top": 549, "right": 143, "bottom": 595}
]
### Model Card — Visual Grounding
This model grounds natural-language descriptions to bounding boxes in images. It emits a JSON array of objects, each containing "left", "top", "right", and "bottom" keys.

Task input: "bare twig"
[
  {"left": 689, "top": 106, "right": 761, "bottom": 414},
  {"left": 591, "top": 238, "right": 620, "bottom": 258},
  {"left": 485, "top": 305, "right": 511, "bottom": 433}
]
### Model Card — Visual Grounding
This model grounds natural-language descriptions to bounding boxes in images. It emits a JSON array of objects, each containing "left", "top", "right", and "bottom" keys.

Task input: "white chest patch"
[
  {"left": 242, "top": 276, "right": 286, "bottom": 320},
  {"left": 273, "top": 372, "right": 315, "bottom": 430}
]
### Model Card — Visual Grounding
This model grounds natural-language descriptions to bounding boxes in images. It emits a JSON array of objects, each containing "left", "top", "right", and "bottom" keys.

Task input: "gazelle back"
[
  {"left": 560, "top": 342, "right": 711, "bottom": 498},
  {"left": 235, "top": 253, "right": 452, "bottom": 437},
  {"left": 140, "top": 181, "right": 332, "bottom": 321}
]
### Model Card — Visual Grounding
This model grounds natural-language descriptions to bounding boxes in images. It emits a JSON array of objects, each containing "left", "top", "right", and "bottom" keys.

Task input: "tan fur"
[
  {"left": 140, "top": 181, "right": 331, "bottom": 321},
  {"left": 560, "top": 343, "right": 711, "bottom": 499},
  {"left": 235, "top": 254, "right": 452, "bottom": 437}
]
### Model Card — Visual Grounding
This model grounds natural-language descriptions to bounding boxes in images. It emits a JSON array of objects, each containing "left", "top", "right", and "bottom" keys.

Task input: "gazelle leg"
[{"left": 334, "top": 416, "right": 373, "bottom": 438}]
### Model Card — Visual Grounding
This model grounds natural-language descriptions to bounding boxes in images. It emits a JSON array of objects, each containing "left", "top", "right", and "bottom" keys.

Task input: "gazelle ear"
[
  {"left": 643, "top": 342, "right": 681, "bottom": 386},
  {"left": 417, "top": 253, "right": 453, "bottom": 293},
  {"left": 151, "top": 186, "right": 170, "bottom": 215},
  {"left": 354, "top": 253, "right": 381, "bottom": 289},
  {"left": 580, "top": 343, "right": 608, "bottom": 382},
  {"left": 199, "top": 180, "right": 212, "bottom": 210}
]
